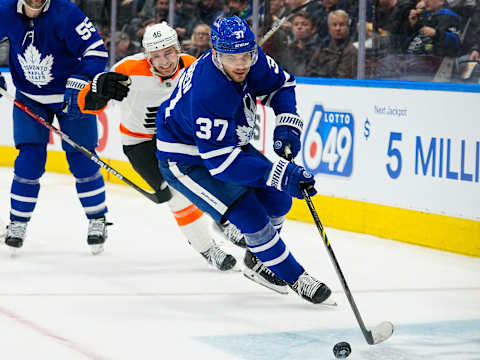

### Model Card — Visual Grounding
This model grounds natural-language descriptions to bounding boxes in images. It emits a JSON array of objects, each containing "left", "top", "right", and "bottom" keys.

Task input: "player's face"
[
  {"left": 219, "top": 51, "right": 254, "bottom": 83},
  {"left": 148, "top": 46, "right": 179, "bottom": 77},
  {"left": 24, "top": 0, "right": 47, "bottom": 9}
]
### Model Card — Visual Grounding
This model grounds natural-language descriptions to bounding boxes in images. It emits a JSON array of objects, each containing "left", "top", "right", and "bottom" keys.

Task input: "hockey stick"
[
  {"left": 259, "top": 0, "right": 321, "bottom": 46},
  {"left": 0, "top": 87, "right": 162, "bottom": 204},
  {"left": 285, "top": 148, "right": 393, "bottom": 345}
]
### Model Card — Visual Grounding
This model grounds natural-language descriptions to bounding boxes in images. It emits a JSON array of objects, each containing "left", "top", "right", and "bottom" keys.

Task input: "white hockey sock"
[{"left": 168, "top": 188, "right": 214, "bottom": 253}]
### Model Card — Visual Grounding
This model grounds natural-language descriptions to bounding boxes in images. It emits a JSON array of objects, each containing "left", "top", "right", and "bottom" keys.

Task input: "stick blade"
[{"left": 371, "top": 321, "right": 394, "bottom": 344}]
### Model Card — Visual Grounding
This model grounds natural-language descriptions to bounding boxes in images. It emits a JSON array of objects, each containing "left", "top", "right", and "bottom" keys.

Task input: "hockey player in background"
[
  {"left": 0, "top": 0, "right": 122, "bottom": 255},
  {"left": 154, "top": 16, "right": 333, "bottom": 303},
  {"left": 77, "top": 22, "right": 244, "bottom": 271}
]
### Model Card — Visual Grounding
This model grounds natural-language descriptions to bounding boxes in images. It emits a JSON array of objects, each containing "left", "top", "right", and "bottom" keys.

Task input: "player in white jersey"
[{"left": 77, "top": 23, "right": 244, "bottom": 271}]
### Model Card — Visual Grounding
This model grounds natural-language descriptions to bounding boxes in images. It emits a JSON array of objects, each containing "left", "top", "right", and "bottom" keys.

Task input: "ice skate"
[
  {"left": 87, "top": 216, "right": 111, "bottom": 255},
  {"left": 201, "top": 244, "right": 237, "bottom": 271},
  {"left": 288, "top": 271, "right": 332, "bottom": 304},
  {"left": 213, "top": 220, "right": 247, "bottom": 248},
  {"left": 4, "top": 221, "right": 28, "bottom": 253},
  {"left": 243, "top": 249, "right": 288, "bottom": 294}
]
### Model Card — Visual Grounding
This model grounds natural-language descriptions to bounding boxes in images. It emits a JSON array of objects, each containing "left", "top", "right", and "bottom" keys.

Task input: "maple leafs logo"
[
  {"left": 236, "top": 94, "right": 257, "bottom": 146},
  {"left": 18, "top": 44, "right": 54, "bottom": 88}
]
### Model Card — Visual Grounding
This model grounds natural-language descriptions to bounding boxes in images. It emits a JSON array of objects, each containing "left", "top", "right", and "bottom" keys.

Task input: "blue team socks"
[
  {"left": 66, "top": 151, "right": 107, "bottom": 219},
  {"left": 227, "top": 191, "right": 303, "bottom": 283},
  {"left": 10, "top": 143, "right": 47, "bottom": 222}
]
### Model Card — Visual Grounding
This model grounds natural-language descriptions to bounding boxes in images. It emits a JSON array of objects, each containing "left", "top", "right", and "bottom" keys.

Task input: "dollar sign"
[{"left": 364, "top": 119, "right": 370, "bottom": 139}]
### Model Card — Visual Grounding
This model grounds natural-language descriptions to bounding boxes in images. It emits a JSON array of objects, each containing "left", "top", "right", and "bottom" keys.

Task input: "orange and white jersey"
[{"left": 111, "top": 52, "right": 196, "bottom": 145}]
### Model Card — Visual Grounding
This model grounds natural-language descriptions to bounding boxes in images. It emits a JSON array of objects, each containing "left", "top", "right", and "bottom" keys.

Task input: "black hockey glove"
[
  {"left": 83, "top": 72, "right": 131, "bottom": 111},
  {"left": 0, "top": 74, "right": 7, "bottom": 98},
  {"left": 92, "top": 72, "right": 131, "bottom": 101}
]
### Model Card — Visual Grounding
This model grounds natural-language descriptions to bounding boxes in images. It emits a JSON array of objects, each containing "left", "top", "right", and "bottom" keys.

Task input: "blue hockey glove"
[
  {"left": 273, "top": 113, "right": 303, "bottom": 160},
  {"left": 63, "top": 75, "right": 90, "bottom": 118},
  {"left": 0, "top": 74, "right": 6, "bottom": 98},
  {"left": 266, "top": 159, "right": 317, "bottom": 199}
]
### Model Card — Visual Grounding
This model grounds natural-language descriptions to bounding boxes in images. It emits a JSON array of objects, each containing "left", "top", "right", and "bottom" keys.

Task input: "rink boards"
[{"left": 0, "top": 71, "right": 478, "bottom": 256}]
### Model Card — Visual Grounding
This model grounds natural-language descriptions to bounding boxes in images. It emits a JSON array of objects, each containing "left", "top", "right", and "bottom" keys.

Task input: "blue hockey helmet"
[{"left": 211, "top": 16, "right": 257, "bottom": 54}]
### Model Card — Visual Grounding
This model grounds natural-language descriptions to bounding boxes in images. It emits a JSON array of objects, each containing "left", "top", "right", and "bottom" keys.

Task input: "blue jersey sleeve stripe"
[
  {"left": 209, "top": 148, "right": 242, "bottom": 176},
  {"left": 156, "top": 139, "right": 200, "bottom": 156}
]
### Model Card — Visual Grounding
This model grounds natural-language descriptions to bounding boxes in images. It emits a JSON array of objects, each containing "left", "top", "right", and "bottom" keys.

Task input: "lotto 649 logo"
[{"left": 302, "top": 105, "right": 354, "bottom": 177}]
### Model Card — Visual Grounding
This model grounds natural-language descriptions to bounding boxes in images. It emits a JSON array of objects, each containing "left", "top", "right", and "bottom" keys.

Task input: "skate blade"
[
  {"left": 89, "top": 244, "right": 104, "bottom": 255},
  {"left": 319, "top": 297, "right": 338, "bottom": 307},
  {"left": 8, "top": 246, "right": 18, "bottom": 258},
  {"left": 243, "top": 268, "right": 289, "bottom": 295}
]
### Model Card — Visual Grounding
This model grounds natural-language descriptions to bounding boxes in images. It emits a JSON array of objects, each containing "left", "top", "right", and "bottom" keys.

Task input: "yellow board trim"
[{"left": 1, "top": 145, "right": 478, "bottom": 257}]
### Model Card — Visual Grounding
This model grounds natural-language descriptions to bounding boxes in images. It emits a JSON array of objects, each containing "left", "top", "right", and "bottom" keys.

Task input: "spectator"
[
  {"left": 406, "top": 0, "right": 461, "bottom": 57},
  {"left": 195, "top": 0, "right": 223, "bottom": 25},
  {"left": 261, "top": 0, "right": 290, "bottom": 68},
  {"left": 154, "top": 0, "right": 170, "bottom": 23},
  {"left": 371, "top": 0, "right": 417, "bottom": 55},
  {"left": 307, "top": 9, "right": 357, "bottom": 78},
  {"left": 282, "top": 0, "right": 324, "bottom": 39},
  {"left": 174, "top": 0, "right": 200, "bottom": 41},
  {"left": 106, "top": 31, "right": 141, "bottom": 62},
  {"left": 283, "top": 12, "right": 320, "bottom": 76},
  {"left": 184, "top": 23, "right": 212, "bottom": 57}
]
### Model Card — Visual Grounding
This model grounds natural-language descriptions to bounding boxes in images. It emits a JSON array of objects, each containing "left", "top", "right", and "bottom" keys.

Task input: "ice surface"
[{"left": 0, "top": 167, "right": 479, "bottom": 360}]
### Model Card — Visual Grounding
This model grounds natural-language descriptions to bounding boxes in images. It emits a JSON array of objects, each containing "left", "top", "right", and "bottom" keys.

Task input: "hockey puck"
[{"left": 333, "top": 341, "right": 351, "bottom": 358}]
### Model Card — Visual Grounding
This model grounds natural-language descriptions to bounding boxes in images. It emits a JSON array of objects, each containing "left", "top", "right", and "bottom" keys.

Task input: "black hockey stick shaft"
[
  {"left": 0, "top": 87, "right": 162, "bottom": 204},
  {"left": 259, "top": 0, "right": 321, "bottom": 46},
  {"left": 301, "top": 188, "right": 375, "bottom": 344},
  {"left": 283, "top": 146, "right": 374, "bottom": 344}
]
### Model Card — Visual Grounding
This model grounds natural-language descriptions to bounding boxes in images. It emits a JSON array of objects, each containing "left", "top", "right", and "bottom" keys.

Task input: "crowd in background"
[{"left": 1, "top": 0, "right": 480, "bottom": 82}]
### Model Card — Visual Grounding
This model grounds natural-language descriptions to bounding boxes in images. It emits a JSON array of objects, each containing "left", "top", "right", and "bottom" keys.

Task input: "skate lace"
[
  {"left": 208, "top": 245, "right": 227, "bottom": 266},
  {"left": 223, "top": 222, "right": 244, "bottom": 244},
  {"left": 88, "top": 218, "right": 106, "bottom": 237},
  {"left": 296, "top": 273, "right": 321, "bottom": 298},
  {"left": 8, "top": 221, "right": 27, "bottom": 239}
]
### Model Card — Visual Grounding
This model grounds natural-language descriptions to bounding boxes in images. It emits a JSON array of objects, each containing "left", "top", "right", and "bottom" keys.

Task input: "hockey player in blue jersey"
[
  {"left": 0, "top": 0, "right": 129, "bottom": 254},
  {"left": 155, "top": 16, "right": 332, "bottom": 304}
]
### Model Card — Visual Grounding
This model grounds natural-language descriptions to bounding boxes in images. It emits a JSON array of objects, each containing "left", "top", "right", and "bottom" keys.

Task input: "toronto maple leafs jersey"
[
  {"left": 0, "top": 0, "right": 108, "bottom": 104},
  {"left": 156, "top": 47, "right": 297, "bottom": 187}
]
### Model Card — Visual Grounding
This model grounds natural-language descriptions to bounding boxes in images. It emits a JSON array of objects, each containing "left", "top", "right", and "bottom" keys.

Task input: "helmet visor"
[{"left": 219, "top": 49, "right": 258, "bottom": 67}]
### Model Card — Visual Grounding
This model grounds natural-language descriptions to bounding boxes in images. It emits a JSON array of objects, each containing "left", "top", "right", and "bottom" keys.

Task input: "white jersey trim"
[
  {"left": 20, "top": 91, "right": 64, "bottom": 104},
  {"left": 84, "top": 50, "right": 108, "bottom": 58},
  {"left": 157, "top": 139, "right": 200, "bottom": 156},
  {"left": 200, "top": 146, "right": 235, "bottom": 159},
  {"left": 209, "top": 147, "right": 241, "bottom": 176},
  {"left": 169, "top": 162, "right": 228, "bottom": 214}
]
